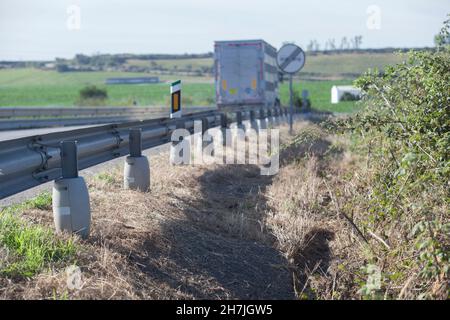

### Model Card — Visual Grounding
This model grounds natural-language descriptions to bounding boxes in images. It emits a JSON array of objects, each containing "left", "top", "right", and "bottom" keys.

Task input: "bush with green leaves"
[
  {"left": 77, "top": 85, "right": 108, "bottom": 106},
  {"left": 340, "top": 91, "right": 360, "bottom": 102},
  {"left": 79, "top": 85, "right": 107, "bottom": 100},
  {"left": 292, "top": 90, "right": 312, "bottom": 111},
  {"left": 334, "top": 16, "right": 449, "bottom": 299}
]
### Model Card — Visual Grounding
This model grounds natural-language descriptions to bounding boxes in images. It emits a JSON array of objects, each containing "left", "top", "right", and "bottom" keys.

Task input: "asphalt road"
[{"left": 0, "top": 124, "right": 103, "bottom": 141}]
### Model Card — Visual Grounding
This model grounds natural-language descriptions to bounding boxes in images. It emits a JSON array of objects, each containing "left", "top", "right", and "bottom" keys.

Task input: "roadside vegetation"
[
  {"left": 0, "top": 192, "right": 77, "bottom": 278},
  {"left": 76, "top": 85, "right": 108, "bottom": 106},
  {"left": 323, "top": 17, "right": 450, "bottom": 299}
]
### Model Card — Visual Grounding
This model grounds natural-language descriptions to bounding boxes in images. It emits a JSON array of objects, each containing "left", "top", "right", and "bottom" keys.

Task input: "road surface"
[{"left": 0, "top": 124, "right": 102, "bottom": 141}]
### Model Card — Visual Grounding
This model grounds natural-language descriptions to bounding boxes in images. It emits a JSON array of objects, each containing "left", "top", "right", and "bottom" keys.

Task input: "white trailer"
[
  {"left": 331, "top": 85, "right": 362, "bottom": 104},
  {"left": 214, "top": 40, "right": 279, "bottom": 108}
]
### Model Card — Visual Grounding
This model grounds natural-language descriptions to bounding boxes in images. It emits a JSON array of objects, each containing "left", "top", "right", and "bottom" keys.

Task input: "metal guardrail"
[
  {"left": 0, "top": 106, "right": 214, "bottom": 118},
  {"left": 0, "top": 106, "right": 291, "bottom": 199},
  {"left": 0, "top": 106, "right": 216, "bottom": 130}
]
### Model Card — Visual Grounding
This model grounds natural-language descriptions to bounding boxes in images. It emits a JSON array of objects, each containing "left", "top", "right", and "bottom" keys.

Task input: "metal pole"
[
  {"left": 201, "top": 117, "right": 208, "bottom": 134},
  {"left": 61, "top": 141, "right": 78, "bottom": 179},
  {"left": 289, "top": 74, "right": 293, "bottom": 134},
  {"left": 249, "top": 110, "right": 258, "bottom": 132},
  {"left": 129, "top": 128, "right": 142, "bottom": 157},
  {"left": 236, "top": 111, "right": 243, "bottom": 129},
  {"left": 220, "top": 113, "right": 227, "bottom": 146}
]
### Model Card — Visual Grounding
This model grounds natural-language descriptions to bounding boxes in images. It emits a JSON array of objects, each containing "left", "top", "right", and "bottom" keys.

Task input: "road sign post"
[
  {"left": 276, "top": 44, "right": 306, "bottom": 134},
  {"left": 289, "top": 75, "right": 293, "bottom": 132},
  {"left": 170, "top": 80, "right": 182, "bottom": 119}
]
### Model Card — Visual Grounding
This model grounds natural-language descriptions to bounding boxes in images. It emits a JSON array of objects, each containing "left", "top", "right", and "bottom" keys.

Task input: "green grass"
[
  {"left": 300, "top": 52, "right": 405, "bottom": 78},
  {"left": 280, "top": 80, "right": 361, "bottom": 113},
  {"left": 0, "top": 68, "right": 214, "bottom": 107},
  {"left": 0, "top": 192, "right": 77, "bottom": 278},
  {"left": 95, "top": 172, "right": 117, "bottom": 185},
  {"left": 26, "top": 192, "right": 53, "bottom": 210},
  {"left": 0, "top": 68, "right": 361, "bottom": 113}
]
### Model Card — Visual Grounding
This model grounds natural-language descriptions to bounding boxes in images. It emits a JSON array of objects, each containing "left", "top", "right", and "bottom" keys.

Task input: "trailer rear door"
[{"left": 217, "top": 42, "right": 262, "bottom": 105}]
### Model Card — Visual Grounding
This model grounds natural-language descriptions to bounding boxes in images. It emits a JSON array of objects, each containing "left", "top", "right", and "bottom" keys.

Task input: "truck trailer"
[{"left": 214, "top": 39, "right": 279, "bottom": 109}]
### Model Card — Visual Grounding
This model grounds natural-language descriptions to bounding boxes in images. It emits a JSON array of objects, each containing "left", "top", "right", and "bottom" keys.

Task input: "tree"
[
  {"left": 434, "top": 14, "right": 450, "bottom": 47},
  {"left": 75, "top": 54, "right": 91, "bottom": 65},
  {"left": 355, "top": 36, "right": 363, "bottom": 49},
  {"left": 313, "top": 40, "right": 320, "bottom": 51},
  {"left": 307, "top": 40, "right": 315, "bottom": 52},
  {"left": 56, "top": 63, "right": 70, "bottom": 72},
  {"left": 340, "top": 37, "right": 349, "bottom": 51},
  {"left": 328, "top": 38, "right": 336, "bottom": 51}
]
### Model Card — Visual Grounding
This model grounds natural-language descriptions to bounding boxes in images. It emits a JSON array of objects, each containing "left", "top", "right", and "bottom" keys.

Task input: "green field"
[
  {"left": 0, "top": 68, "right": 214, "bottom": 107},
  {"left": 300, "top": 52, "right": 405, "bottom": 78},
  {"left": 0, "top": 51, "right": 405, "bottom": 112},
  {"left": 280, "top": 80, "right": 359, "bottom": 113},
  {"left": 0, "top": 68, "right": 359, "bottom": 112}
]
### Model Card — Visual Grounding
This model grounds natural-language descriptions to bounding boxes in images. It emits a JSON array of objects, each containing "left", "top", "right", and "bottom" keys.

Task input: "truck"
[{"left": 214, "top": 39, "right": 280, "bottom": 109}]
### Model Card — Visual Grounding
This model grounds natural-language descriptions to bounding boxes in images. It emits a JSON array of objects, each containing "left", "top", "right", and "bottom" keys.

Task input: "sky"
[{"left": 0, "top": 0, "right": 448, "bottom": 61}]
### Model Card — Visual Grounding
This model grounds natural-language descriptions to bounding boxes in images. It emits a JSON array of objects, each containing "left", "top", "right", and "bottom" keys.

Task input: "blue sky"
[{"left": 0, "top": 0, "right": 448, "bottom": 60}]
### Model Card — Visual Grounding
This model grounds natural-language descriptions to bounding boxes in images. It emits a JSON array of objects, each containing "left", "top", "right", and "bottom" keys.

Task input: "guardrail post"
[
  {"left": 270, "top": 108, "right": 277, "bottom": 126},
  {"left": 229, "top": 111, "right": 243, "bottom": 146},
  {"left": 220, "top": 113, "right": 227, "bottom": 146},
  {"left": 170, "top": 120, "right": 190, "bottom": 165},
  {"left": 124, "top": 128, "right": 150, "bottom": 192},
  {"left": 202, "top": 117, "right": 209, "bottom": 134},
  {"left": 204, "top": 116, "right": 212, "bottom": 148},
  {"left": 279, "top": 108, "right": 284, "bottom": 124},
  {"left": 257, "top": 108, "right": 267, "bottom": 130},
  {"left": 52, "top": 141, "right": 91, "bottom": 239},
  {"left": 273, "top": 108, "right": 280, "bottom": 126},
  {"left": 236, "top": 111, "right": 243, "bottom": 130},
  {"left": 267, "top": 109, "right": 273, "bottom": 127},
  {"left": 249, "top": 110, "right": 258, "bottom": 133}
]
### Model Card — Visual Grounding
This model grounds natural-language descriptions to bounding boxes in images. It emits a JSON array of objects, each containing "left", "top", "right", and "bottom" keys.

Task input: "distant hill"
[
  {"left": 125, "top": 50, "right": 412, "bottom": 80},
  {"left": 0, "top": 48, "right": 434, "bottom": 80}
]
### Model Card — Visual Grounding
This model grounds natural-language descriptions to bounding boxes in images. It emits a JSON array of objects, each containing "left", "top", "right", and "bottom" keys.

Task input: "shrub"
[
  {"left": 340, "top": 91, "right": 360, "bottom": 102},
  {"left": 77, "top": 85, "right": 108, "bottom": 106},
  {"left": 333, "top": 16, "right": 449, "bottom": 299},
  {"left": 79, "top": 85, "right": 107, "bottom": 100},
  {"left": 292, "top": 90, "right": 312, "bottom": 111},
  {"left": 56, "top": 63, "right": 70, "bottom": 73}
]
